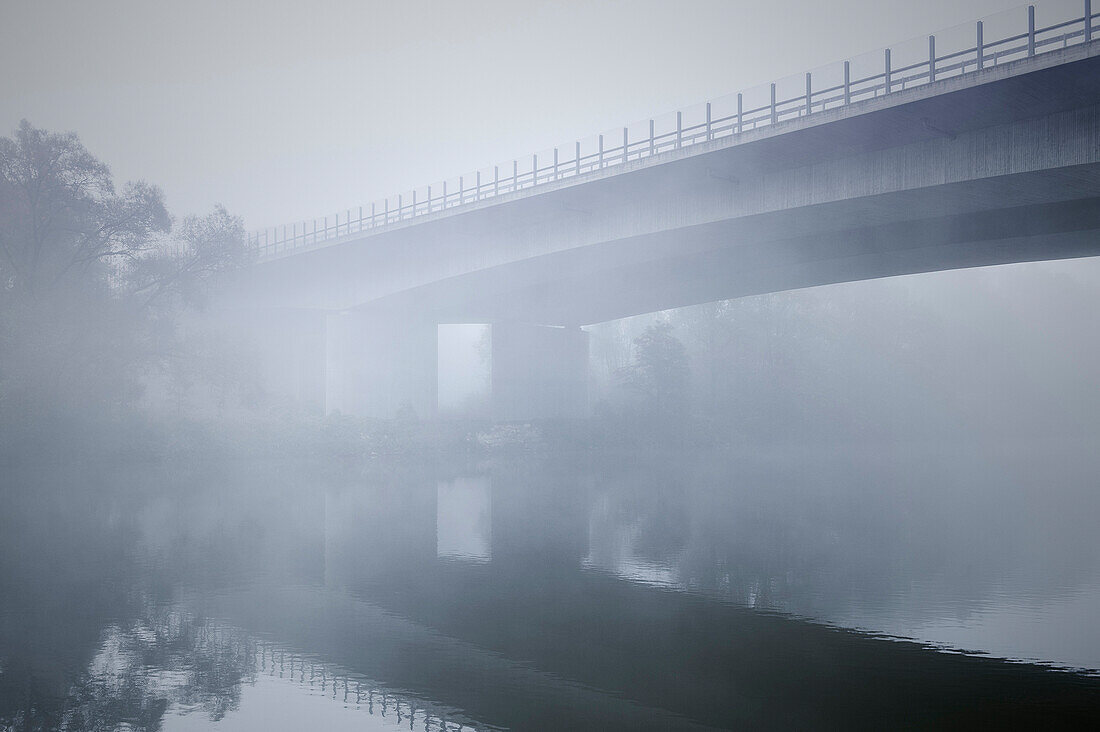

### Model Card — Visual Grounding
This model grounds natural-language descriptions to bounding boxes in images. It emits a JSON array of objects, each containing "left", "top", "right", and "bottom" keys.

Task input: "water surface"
[{"left": 2, "top": 444, "right": 1098, "bottom": 729}]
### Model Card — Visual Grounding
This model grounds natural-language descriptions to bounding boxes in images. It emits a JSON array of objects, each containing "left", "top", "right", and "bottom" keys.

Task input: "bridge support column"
[
  {"left": 244, "top": 308, "right": 328, "bottom": 413},
  {"left": 325, "top": 311, "right": 437, "bottom": 418},
  {"left": 490, "top": 322, "right": 588, "bottom": 421}
]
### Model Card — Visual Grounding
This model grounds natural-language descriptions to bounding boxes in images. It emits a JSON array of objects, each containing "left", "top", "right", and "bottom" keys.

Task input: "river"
[{"left": 2, "top": 442, "right": 1098, "bottom": 729}]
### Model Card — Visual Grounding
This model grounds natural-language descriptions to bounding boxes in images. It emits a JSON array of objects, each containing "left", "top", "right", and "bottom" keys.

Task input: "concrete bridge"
[{"left": 233, "top": 2, "right": 1100, "bottom": 419}]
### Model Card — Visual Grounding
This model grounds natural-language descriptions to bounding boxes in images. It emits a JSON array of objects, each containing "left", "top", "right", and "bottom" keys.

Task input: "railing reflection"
[{"left": 253, "top": 638, "right": 494, "bottom": 732}]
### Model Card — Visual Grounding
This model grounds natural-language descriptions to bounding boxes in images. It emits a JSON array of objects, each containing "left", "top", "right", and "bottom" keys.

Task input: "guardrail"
[{"left": 249, "top": 0, "right": 1097, "bottom": 259}]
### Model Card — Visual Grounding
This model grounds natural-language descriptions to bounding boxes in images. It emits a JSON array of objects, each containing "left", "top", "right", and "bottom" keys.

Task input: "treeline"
[
  {"left": 0, "top": 121, "right": 254, "bottom": 459},
  {"left": 592, "top": 259, "right": 1100, "bottom": 448}
]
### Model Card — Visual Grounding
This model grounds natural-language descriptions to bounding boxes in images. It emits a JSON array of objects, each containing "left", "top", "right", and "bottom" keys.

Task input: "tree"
[
  {"left": 0, "top": 121, "right": 250, "bottom": 428},
  {"left": 673, "top": 300, "right": 740, "bottom": 415},
  {"left": 0, "top": 121, "right": 170, "bottom": 419},
  {"left": 126, "top": 204, "right": 251, "bottom": 312},
  {"left": 620, "top": 320, "right": 690, "bottom": 420},
  {"left": 0, "top": 120, "right": 170, "bottom": 300}
]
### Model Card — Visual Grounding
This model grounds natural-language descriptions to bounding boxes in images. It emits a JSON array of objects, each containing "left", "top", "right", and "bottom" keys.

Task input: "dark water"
[{"left": 2, "top": 445, "right": 1099, "bottom": 730}]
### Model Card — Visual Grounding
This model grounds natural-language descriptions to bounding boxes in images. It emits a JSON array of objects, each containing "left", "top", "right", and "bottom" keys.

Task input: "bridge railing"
[{"left": 250, "top": 0, "right": 1097, "bottom": 259}]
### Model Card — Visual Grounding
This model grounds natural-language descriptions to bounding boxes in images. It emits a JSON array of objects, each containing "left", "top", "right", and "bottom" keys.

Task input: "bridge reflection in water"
[
  {"left": 3, "top": 456, "right": 1099, "bottom": 729},
  {"left": 252, "top": 636, "right": 492, "bottom": 732},
  {"left": 222, "top": 456, "right": 1100, "bottom": 729}
]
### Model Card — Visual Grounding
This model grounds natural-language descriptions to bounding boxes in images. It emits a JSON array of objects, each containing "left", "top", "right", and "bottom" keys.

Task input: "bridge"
[{"left": 231, "top": 1, "right": 1100, "bottom": 420}]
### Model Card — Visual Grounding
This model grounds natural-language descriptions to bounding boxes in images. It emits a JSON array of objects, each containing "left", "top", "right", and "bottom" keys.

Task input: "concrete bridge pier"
[
  {"left": 325, "top": 310, "right": 437, "bottom": 419},
  {"left": 490, "top": 322, "right": 589, "bottom": 421},
  {"left": 322, "top": 315, "right": 587, "bottom": 421},
  {"left": 241, "top": 307, "right": 328, "bottom": 413}
]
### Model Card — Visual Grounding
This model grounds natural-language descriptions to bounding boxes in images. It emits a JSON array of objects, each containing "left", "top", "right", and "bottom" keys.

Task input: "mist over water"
[
  {"left": 2, "top": 440, "right": 1100, "bottom": 730},
  {"left": 4, "top": 0, "right": 1100, "bottom": 728},
  {"left": 4, "top": 219, "right": 1100, "bottom": 728}
]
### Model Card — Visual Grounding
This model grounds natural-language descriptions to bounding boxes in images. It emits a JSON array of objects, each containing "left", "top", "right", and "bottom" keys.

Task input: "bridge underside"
[
  {"left": 365, "top": 185, "right": 1100, "bottom": 327},
  {"left": 259, "top": 196, "right": 1100, "bottom": 419},
  {"left": 311, "top": 194, "right": 1098, "bottom": 420}
]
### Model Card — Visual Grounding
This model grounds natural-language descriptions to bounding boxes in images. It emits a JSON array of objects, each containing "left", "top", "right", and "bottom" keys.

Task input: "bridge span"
[{"left": 230, "top": 2, "right": 1100, "bottom": 419}]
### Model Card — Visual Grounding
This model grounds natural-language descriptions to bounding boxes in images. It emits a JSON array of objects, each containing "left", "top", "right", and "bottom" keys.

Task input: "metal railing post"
[
  {"left": 929, "top": 35, "right": 936, "bottom": 82},
  {"left": 1087, "top": 0, "right": 1093, "bottom": 43},
  {"left": 1028, "top": 5, "right": 1035, "bottom": 56},
  {"left": 977, "top": 21, "right": 984, "bottom": 70},
  {"left": 649, "top": 119, "right": 655, "bottom": 155},
  {"left": 532, "top": 154, "right": 538, "bottom": 185},
  {"left": 575, "top": 142, "right": 581, "bottom": 174},
  {"left": 885, "top": 48, "right": 892, "bottom": 93},
  {"left": 411, "top": 190, "right": 416, "bottom": 215},
  {"left": 553, "top": 148, "right": 559, "bottom": 179},
  {"left": 706, "top": 102, "right": 712, "bottom": 139},
  {"left": 513, "top": 160, "right": 518, "bottom": 189},
  {"left": 676, "top": 111, "right": 682, "bottom": 148},
  {"left": 426, "top": 187, "right": 431, "bottom": 213},
  {"left": 441, "top": 181, "right": 447, "bottom": 208},
  {"left": 737, "top": 93, "right": 743, "bottom": 133},
  {"left": 382, "top": 200, "right": 387, "bottom": 225},
  {"left": 770, "top": 82, "right": 777, "bottom": 123},
  {"left": 805, "top": 73, "right": 812, "bottom": 113},
  {"left": 843, "top": 61, "right": 850, "bottom": 104},
  {"left": 598, "top": 134, "right": 604, "bottom": 166},
  {"left": 622, "top": 127, "right": 628, "bottom": 163},
  {"left": 476, "top": 171, "right": 481, "bottom": 200}
]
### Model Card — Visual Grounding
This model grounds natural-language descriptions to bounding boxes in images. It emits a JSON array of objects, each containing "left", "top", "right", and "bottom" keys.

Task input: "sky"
[{"left": 0, "top": 0, "right": 1054, "bottom": 232}]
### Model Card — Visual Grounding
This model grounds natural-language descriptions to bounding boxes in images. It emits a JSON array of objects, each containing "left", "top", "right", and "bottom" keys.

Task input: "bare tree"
[
  {"left": 0, "top": 121, "right": 251, "bottom": 424},
  {"left": 0, "top": 120, "right": 170, "bottom": 300}
]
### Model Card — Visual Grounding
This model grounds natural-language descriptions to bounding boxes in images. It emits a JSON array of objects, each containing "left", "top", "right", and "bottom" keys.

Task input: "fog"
[
  {"left": 3, "top": 0, "right": 1100, "bottom": 729},
  {"left": 2, "top": 0, "right": 1032, "bottom": 226}
]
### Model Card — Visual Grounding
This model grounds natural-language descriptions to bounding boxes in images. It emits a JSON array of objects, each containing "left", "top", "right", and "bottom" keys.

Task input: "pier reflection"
[{"left": 2, "top": 451, "right": 1099, "bottom": 730}]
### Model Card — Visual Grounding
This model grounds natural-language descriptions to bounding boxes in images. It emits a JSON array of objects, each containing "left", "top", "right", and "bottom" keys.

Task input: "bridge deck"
[
  {"left": 250, "top": 1, "right": 1100, "bottom": 261},
  {"left": 239, "top": 38, "right": 1100, "bottom": 324}
]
